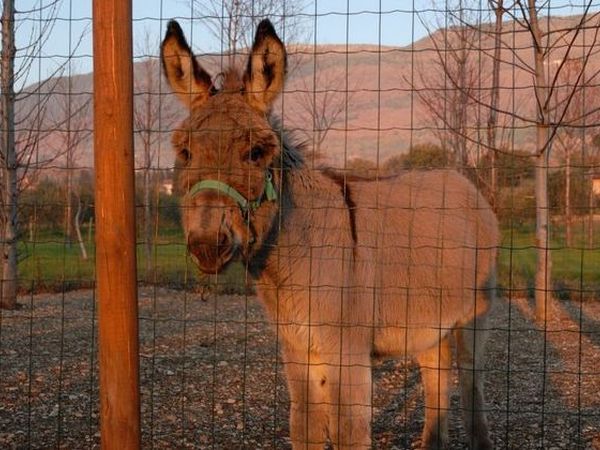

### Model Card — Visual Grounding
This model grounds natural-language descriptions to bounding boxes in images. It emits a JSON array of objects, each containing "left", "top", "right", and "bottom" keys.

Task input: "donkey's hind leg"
[
  {"left": 416, "top": 334, "right": 452, "bottom": 450},
  {"left": 453, "top": 314, "right": 493, "bottom": 450}
]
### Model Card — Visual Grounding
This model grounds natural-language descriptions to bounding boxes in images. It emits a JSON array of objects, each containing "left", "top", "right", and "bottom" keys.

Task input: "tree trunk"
[
  {"left": 534, "top": 151, "right": 552, "bottom": 321},
  {"left": 143, "top": 165, "right": 152, "bottom": 279},
  {"left": 74, "top": 199, "right": 88, "bottom": 260},
  {"left": 2, "top": 171, "right": 18, "bottom": 307},
  {"left": 64, "top": 151, "right": 73, "bottom": 245},
  {"left": 529, "top": 0, "right": 553, "bottom": 322},
  {"left": 458, "top": 18, "right": 469, "bottom": 172},
  {"left": 487, "top": 0, "right": 504, "bottom": 208},
  {"left": 88, "top": 217, "right": 93, "bottom": 247},
  {"left": 0, "top": 0, "right": 19, "bottom": 309},
  {"left": 143, "top": 72, "right": 153, "bottom": 280},
  {"left": 565, "top": 145, "right": 572, "bottom": 247},
  {"left": 589, "top": 172, "right": 595, "bottom": 249}
]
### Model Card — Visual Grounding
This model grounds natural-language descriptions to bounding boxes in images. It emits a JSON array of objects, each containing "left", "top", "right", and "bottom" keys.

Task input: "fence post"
[{"left": 92, "top": 1, "right": 140, "bottom": 449}]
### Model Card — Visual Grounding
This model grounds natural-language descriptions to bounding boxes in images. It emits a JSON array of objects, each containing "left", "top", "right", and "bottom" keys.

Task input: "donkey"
[{"left": 161, "top": 19, "right": 498, "bottom": 450}]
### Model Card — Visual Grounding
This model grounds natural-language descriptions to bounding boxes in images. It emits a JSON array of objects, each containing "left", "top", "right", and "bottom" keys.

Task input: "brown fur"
[{"left": 162, "top": 19, "right": 499, "bottom": 450}]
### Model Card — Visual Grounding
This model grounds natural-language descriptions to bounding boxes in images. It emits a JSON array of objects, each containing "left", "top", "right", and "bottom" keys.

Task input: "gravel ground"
[{"left": 0, "top": 288, "right": 599, "bottom": 449}]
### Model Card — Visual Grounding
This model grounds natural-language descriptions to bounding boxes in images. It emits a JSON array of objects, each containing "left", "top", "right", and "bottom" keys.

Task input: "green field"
[
  {"left": 498, "top": 223, "right": 600, "bottom": 299},
  {"left": 17, "top": 229, "right": 249, "bottom": 295},
  {"left": 17, "top": 225, "right": 600, "bottom": 299}
]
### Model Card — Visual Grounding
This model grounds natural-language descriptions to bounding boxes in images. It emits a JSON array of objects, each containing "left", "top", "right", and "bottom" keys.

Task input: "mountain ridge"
[{"left": 16, "top": 13, "right": 600, "bottom": 173}]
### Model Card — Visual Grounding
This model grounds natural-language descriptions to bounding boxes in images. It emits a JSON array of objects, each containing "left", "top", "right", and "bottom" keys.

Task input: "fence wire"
[{"left": 0, "top": 1, "right": 600, "bottom": 448}]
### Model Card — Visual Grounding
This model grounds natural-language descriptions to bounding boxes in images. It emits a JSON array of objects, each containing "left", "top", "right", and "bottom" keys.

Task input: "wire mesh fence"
[{"left": 1, "top": 1, "right": 600, "bottom": 448}]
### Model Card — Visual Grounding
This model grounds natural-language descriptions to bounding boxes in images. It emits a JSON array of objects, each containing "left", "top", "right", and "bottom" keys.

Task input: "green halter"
[{"left": 188, "top": 171, "right": 278, "bottom": 214}]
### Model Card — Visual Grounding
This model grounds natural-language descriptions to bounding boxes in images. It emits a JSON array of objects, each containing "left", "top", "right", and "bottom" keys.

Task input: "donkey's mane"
[
  {"left": 268, "top": 115, "right": 399, "bottom": 184},
  {"left": 244, "top": 116, "right": 305, "bottom": 278},
  {"left": 268, "top": 115, "right": 305, "bottom": 172}
]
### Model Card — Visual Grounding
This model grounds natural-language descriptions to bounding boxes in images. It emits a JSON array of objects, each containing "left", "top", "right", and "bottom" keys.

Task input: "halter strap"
[{"left": 188, "top": 171, "right": 277, "bottom": 214}]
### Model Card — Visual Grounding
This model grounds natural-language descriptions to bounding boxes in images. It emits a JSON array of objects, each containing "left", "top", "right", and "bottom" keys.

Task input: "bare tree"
[
  {"left": 414, "top": 2, "right": 489, "bottom": 177},
  {"left": 134, "top": 32, "right": 175, "bottom": 279},
  {"left": 415, "top": 1, "right": 516, "bottom": 206},
  {"left": 551, "top": 57, "right": 600, "bottom": 249},
  {"left": 293, "top": 61, "right": 355, "bottom": 154},
  {"left": 417, "top": 1, "right": 600, "bottom": 322},
  {"left": 587, "top": 138, "right": 600, "bottom": 248},
  {"left": 502, "top": 1, "right": 600, "bottom": 320},
  {"left": 191, "top": 0, "right": 308, "bottom": 66},
  {"left": 73, "top": 170, "right": 93, "bottom": 261},
  {"left": 487, "top": 0, "right": 505, "bottom": 206},
  {"left": 0, "top": 0, "right": 86, "bottom": 308},
  {"left": 527, "top": 0, "right": 554, "bottom": 322},
  {"left": 553, "top": 57, "right": 585, "bottom": 247},
  {"left": 1, "top": 0, "right": 18, "bottom": 308},
  {"left": 52, "top": 75, "right": 91, "bottom": 255}
]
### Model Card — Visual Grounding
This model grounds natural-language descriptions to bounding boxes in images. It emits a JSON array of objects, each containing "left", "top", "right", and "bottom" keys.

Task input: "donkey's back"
[{"left": 351, "top": 169, "right": 499, "bottom": 356}]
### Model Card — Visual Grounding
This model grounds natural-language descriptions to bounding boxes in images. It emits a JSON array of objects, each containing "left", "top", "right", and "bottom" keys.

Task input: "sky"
[
  {"left": 15, "top": 0, "right": 431, "bottom": 86},
  {"left": 13, "top": 0, "right": 600, "bottom": 88}
]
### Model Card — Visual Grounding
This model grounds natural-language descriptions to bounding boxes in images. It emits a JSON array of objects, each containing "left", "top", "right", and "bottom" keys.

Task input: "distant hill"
[{"left": 16, "top": 14, "right": 600, "bottom": 172}]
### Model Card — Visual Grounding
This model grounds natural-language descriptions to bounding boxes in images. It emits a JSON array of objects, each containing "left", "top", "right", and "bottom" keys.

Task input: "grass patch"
[
  {"left": 498, "top": 222, "right": 600, "bottom": 300},
  {"left": 17, "top": 223, "right": 600, "bottom": 298},
  {"left": 18, "top": 230, "right": 252, "bottom": 295}
]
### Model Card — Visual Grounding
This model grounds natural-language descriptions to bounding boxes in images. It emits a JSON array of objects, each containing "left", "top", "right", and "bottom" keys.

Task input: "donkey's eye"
[
  {"left": 179, "top": 148, "right": 191, "bottom": 163},
  {"left": 247, "top": 146, "right": 265, "bottom": 163}
]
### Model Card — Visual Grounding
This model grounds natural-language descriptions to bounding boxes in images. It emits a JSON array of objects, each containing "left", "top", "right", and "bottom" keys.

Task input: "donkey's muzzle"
[{"left": 187, "top": 232, "right": 234, "bottom": 274}]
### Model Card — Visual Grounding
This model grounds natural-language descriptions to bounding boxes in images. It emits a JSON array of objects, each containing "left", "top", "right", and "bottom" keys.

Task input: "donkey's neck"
[
  {"left": 246, "top": 122, "right": 356, "bottom": 284},
  {"left": 249, "top": 163, "right": 356, "bottom": 287}
]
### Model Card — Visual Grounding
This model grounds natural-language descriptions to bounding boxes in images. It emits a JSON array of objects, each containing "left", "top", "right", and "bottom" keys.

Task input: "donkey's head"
[{"left": 161, "top": 19, "right": 287, "bottom": 273}]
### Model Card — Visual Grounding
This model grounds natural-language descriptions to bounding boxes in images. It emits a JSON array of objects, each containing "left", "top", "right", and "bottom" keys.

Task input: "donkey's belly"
[
  {"left": 372, "top": 325, "right": 452, "bottom": 357},
  {"left": 368, "top": 285, "right": 476, "bottom": 357}
]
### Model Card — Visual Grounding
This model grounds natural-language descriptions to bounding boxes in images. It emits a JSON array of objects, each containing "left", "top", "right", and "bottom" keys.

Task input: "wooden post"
[{"left": 92, "top": 1, "right": 140, "bottom": 449}]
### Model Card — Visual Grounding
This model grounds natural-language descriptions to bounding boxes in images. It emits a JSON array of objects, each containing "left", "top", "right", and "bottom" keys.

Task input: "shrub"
[
  {"left": 399, "top": 143, "right": 449, "bottom": 170},
  {"left": 496, "top": 180, "right": 536, "bottom": 226}
]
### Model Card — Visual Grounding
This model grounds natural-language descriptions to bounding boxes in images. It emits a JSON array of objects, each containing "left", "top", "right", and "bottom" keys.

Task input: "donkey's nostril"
[{"left": 187, "top": 232, "right": 233, "bottom": 272}]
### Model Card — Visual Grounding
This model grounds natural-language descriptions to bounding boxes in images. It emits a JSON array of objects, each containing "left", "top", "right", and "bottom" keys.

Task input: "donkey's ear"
[
  {"left": 243, "top": 20, "right": 287, "bottom": 113},
  {"left": 161, "top": 20, "right": 212, "bottom": 109}
]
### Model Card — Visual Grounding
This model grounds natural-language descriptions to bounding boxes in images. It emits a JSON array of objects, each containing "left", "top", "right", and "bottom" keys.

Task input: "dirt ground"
[{"left": 1, "top": 288, "right": 599, "bottom": 449}]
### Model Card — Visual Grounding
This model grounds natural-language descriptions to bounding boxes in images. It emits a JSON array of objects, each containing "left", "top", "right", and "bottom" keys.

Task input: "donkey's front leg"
[
  {"left": 283, "top": 349, "right": 330, "bottom": 449},
  {"left": 416, "top": 334, "right": 452, "bottom": 450},
  {"left": 326, "top": 351, "right": 372, "bottom": 450}
]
